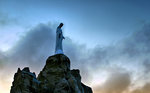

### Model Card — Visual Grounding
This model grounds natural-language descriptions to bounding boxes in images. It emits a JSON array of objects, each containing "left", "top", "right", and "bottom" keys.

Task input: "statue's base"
[{"left": 55, "top": 49, "right": 64, "bottom": 54}]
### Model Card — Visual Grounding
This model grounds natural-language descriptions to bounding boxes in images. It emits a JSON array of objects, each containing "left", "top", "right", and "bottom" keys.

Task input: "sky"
[{"left": 0, "top": 0, "right": 150, "bottom": 93}]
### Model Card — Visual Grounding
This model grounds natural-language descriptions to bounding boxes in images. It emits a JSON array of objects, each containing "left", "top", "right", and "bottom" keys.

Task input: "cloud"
[
  {"left": 94, "top": 69, "right": 131, "bottom": 93},
  {"left": 119, "top": 24, "right": 150, "bottom": 57},
  {"left": 5, "top": 23, "right": 55, "bottom": 71},
  {"left": 143, "top": 59, "right": 150, "bottom": 74},
  {"left": 0, "top": 51, "right": 5, "bottom": 68},
  {"left": 131, "top": 83, "right": 150, "bottom": 93},
  {"left": 92, "top": 24, "right": 150, "bottom": 93},
  {"left": 0, "top": 50, "right": 8, "bottom": 69}
]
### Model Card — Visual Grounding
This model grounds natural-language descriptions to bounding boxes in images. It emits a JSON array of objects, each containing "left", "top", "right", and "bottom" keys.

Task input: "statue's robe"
[{"left": 55, "top": 27, "right": 64, "bottom": 54}]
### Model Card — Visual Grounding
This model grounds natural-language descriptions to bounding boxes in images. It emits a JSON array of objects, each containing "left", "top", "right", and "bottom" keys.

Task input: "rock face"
[
  {"left": 10, "top": 54, "right": 93, "bottom": 93},
  {"left": 10, "top": 67, "right": 40, "bottom": 93}
]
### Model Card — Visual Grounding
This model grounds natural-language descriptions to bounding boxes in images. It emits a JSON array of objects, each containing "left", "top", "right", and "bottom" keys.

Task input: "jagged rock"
[
  {"left": 10, "top": 67, "right": 40, "bottom": 93},
  {"left": 70, "top": 69, "right": 84, "bottom": 93},
  {"left": 82, "top": 83, "right": 93, "bottom": 93},
  {"left": 10, "top": 54, "right": 93, "bottom": 93}
]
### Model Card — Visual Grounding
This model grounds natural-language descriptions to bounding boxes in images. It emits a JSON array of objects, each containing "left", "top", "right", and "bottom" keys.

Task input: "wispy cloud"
[
  {"left": 94, "top": 68, "right": 131, "bottom": 93},
  {"left": 131, "top": 83, "right": 150, "bottom": 93}
]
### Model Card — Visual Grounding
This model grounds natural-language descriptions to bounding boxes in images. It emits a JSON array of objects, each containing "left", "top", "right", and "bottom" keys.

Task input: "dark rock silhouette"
[
  {"left": 10, "top": 67, "right": 39, "bottom": 93},
  {"left": 10, "top": 54, "right": 93, "bottom": 93}
]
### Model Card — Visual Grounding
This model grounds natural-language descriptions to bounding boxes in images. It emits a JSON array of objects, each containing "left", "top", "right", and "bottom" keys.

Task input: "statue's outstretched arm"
[{"left": 63, "top": 36, "right": 65, "bottom": 39}]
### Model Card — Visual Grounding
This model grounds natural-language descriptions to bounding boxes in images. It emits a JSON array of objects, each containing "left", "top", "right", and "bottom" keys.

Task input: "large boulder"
[{"left": 37, "top": 54, "right": 71, "bottom": 93}]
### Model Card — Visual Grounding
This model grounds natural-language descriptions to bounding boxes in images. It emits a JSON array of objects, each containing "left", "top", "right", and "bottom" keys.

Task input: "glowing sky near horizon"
[{"left": 0, "top": 0, "right": 150, "bottom": 93}]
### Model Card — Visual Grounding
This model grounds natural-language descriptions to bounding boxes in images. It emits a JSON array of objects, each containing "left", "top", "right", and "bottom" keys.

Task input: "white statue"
[{"left": 55, "top": 23, "right": 65, "bottom": 54}]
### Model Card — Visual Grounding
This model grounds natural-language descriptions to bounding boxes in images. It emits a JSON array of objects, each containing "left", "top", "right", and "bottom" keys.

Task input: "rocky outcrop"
[
  {"left": 10, "top": 67, "right": 40, "bottom": 93},
  {"left": 10, "top": 54, "right": 93, "bottom": 93}
]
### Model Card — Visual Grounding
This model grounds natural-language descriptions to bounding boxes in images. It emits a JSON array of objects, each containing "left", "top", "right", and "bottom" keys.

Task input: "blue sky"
[
  {"left": 0, "top": 0, "right": 150, "bottom": 93},
  {"left": 1, "top": 0, "right": 150, "bottom": 50}
]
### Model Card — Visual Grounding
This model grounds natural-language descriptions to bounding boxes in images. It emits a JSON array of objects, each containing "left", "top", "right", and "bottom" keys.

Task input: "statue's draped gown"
[{"left": 55, "top": 27, "right": 64, "bottom": 54}]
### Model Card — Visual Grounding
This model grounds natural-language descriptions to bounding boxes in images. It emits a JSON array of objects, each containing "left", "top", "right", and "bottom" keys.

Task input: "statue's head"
[{"left": 58, "top": 23, "right": 63, "bottom": 28}]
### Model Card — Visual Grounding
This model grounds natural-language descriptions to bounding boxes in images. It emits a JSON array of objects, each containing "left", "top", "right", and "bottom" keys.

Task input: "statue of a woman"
[{"left": 55, "top": 23, "right": 65, "bottom": 54}]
